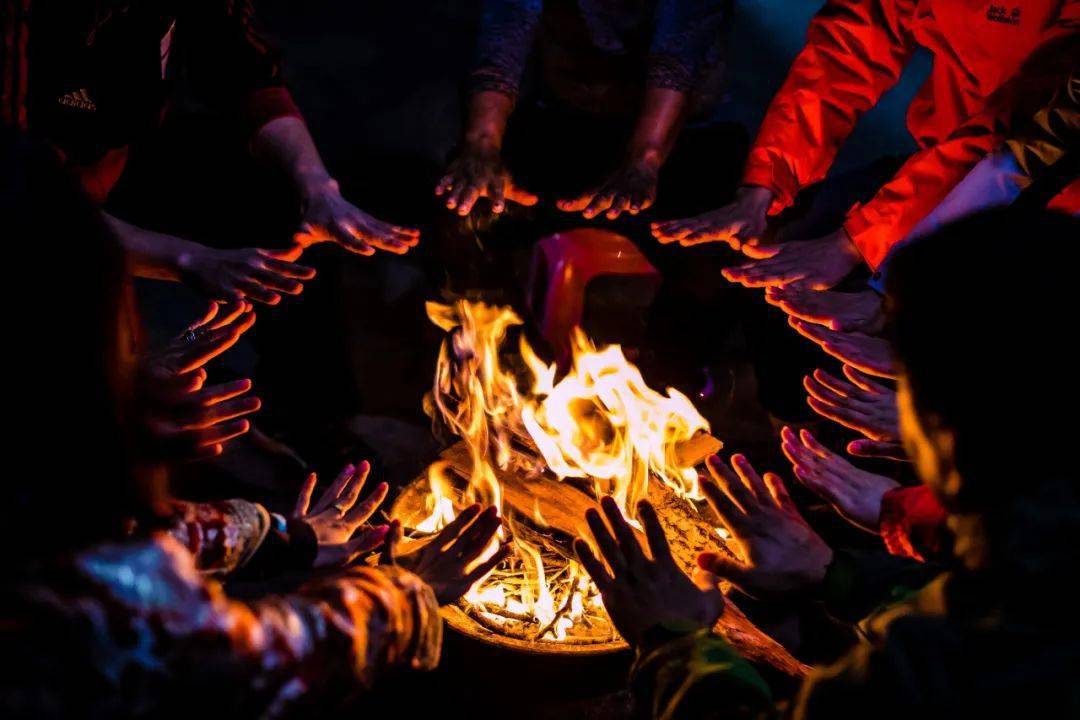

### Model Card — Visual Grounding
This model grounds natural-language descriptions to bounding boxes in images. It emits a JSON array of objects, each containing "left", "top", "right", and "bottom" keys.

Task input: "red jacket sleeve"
[
  {"left": 742, "top": 0, "right": 916, "bottom": 213},
  {"left": 879, "top": 485, "right": 948, "bottom": 562},
  {"left": 845, "top": 7, "right": 1080, "bottom": 268}
]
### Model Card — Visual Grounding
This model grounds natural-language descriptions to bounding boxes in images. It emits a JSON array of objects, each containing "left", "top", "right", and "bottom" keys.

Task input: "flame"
[{"left": 415, "top": 299, "right": 712, "bottom": 641}]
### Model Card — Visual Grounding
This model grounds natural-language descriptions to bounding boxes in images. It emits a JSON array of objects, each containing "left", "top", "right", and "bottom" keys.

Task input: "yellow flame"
[{"left": 416, "top": 300, "right": 713, "bottom": 640}]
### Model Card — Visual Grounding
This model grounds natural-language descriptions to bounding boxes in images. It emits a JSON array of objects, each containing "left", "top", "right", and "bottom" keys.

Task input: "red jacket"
[{"left": 743, "top": 0, "right": 1079, "bottom": 269}]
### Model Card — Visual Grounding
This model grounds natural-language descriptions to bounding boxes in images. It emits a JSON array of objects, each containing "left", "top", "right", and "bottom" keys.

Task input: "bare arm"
[
  {"left": 558, "top": 87, "right": 688, "bottom": 220},
  {"left": 252, "top": 116, "right": 420, "bottom": 255}
]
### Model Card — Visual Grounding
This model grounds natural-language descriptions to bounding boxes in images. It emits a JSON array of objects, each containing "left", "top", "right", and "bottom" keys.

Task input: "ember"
[{"left": 395, "top": 299, "right": 722, "bottom": 648}]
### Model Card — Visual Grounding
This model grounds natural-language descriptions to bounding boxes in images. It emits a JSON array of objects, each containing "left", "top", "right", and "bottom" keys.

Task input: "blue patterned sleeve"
[
  {"left": 469, "top": 0, "right": 544, "bottom": 97},
  {"left": 648, "top": 0, "right": 732, "bottom": 91}
]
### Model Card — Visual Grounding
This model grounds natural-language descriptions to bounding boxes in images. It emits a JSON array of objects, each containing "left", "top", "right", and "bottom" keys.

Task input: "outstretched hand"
[
  {"left": 780, "top": 427, "right": 900, "bottom": 533},
  {"left": 435, "top": 144, "right": 538, "bottom": 216},
  {"left": 765, "top": 287, "right": 884, "bottom": 333},
  {"left": 574, "top": 496, "right": 724, "bottom": 646},
  {"left": 722, "top": 229, "right": 863, "bottom": 289},
  {"left": 392, "top": 504, "right": 510, "bottom": 605},
  {"left": 180, "top": 245, "right": 316, "bottom": 306},
  {"left": 651, "top": 186, "right": 774, "bottom": 251},
  {"left": 139, "top": 301, "right": 260, "bottom": 461},
  {"left": 296, "top": 184, "right": 420, "bottom": 257},
  {"left": 788, "top": 318, "right": 897, "bottom": 378},
  {"left": 697, "top": 455, "right": 833, "bottom": 601},
  {"left": 804, "top": 366, "right": 899, "bottom": 442},
  {"left": 293, "top": 460, "right": 391, "bottom": 568},
  {"left": 557, "top": 160, "right": 658, "bottom": 220}
]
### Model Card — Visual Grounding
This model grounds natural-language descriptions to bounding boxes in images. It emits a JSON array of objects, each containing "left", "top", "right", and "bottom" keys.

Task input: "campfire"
[{"left": 391, "top": 299, "right": 807, "bottom": 672}]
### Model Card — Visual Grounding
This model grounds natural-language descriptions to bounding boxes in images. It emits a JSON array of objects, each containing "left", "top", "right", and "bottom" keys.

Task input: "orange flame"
[{"left": 417, "top": 300, "right": 712, "bottom": 640}]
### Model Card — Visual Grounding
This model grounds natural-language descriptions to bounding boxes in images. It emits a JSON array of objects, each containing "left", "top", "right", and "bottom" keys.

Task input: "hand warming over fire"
[
  {"left": 436, "top": 143, "right": 538, "bottom": 216},
  {"left": 292, "top": 460, "right": 392, "bottom": 567},
  {"left": 139, "top": 302, "right": 261, "bottom": 461},
  {"left": 788, "top": 318, "right": 897, "bottom": 378},
  {"left": 765, "top": 287, "right": 884, "bottom": 334},
  {"left": 780, "top": 428, "right": 900, "bottom": 534},
  {"left": 651, "top": 186, "right": 774, "bottom": 250},
  {"left": 556, "top": 159, "right": 659, "bottom": 220},
  {"left": 179, "top": 245, "right": 316, "bottom": 306},
  {"left": 295, "top": 183, "right": 420, "bottom": 256},
  {"left": 393, "top": 504, "right": 510, "bottom": 605},
  {"left": 697, "top": 455, "right": 833, "bottom": 600},
  {"left": 722, "top": 228, "right": 863, "bottom": 289},
  {"left": 574, "top": 496, "right": 724, "bottom": 646},
  {"left": 804, "top": 366, "right": 899, "bottom": 442}
]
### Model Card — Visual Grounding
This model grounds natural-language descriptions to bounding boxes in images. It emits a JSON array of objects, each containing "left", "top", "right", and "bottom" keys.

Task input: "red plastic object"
[{"left": 528, "top": 229, "right": 660, "bottom": 366}]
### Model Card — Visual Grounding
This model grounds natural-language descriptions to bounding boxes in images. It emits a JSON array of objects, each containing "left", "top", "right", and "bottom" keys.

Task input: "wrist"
[
  {"left": 737, "top": 185, "right": 776, "bottom": 211},
  {"left": 297, "top": 172, "right": 339, "bottom": 204},
  {"left": 627, "top": 145, "right": 664, "bottom": 172}
]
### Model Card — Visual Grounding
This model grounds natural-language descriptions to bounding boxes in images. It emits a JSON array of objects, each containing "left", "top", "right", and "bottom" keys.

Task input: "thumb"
[
  {"left": 380, "top": 519, "right": 403, "bottom": 566},
  {"left": 697, "top": 551, "right": 750, "bottom": 584},
  {"left": 848, "top": 439, "right": 908, "bottom": 462},
  {"left": 507, "top": 184, "right": 539, "bottom": 207},
  {"left": 347, "top": 524, "right": 391, "bottom": 558}
]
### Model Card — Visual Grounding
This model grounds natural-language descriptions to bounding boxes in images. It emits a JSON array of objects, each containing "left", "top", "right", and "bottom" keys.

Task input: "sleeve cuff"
[
  {"left": 843, "top": 204, "right": 896, "bottom": 271},
  {"left": 879, "top": 486, "right": 949, "bottom": 562},
  {"left": 245, "top": 87, "right": 302, "bottom": 135},
  {"left": 742, "top": 159, "right": 797, "bottom": 216}
]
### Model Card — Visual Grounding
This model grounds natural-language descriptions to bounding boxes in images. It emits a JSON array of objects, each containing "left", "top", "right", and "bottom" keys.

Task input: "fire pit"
[{"left": 390, "top": 300, "right": 807, "bottom": 674}]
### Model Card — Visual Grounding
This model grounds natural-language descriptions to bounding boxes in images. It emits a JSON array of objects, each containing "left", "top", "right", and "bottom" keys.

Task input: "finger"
[
  {"left": 704, "top": 455, "right": 752, "bottom": 514},
  {"left": 234, "top": 279, "right": 282, "bottom": 306},
  {"left": 637, "top": 500, "right": 675, "bottom": 570},
  {"left": 799, "top": 429, "right": 834, "bottom": 460},
  {"left": 574, "top": 538, "right": 614, "bottom": 591},
  {"left": 203, "top": 299, "right": 249, "bottom": 330},
  {"left": 188, "top": 378, "right": 253, "bottom": 407},
  {"left": 803, "top": 373, "right": 849, "bottom": 407},
  {"left": 600, "top": 496, "right": 647, "bottom": 570},
  {"left": 174, "top": 312, "right": 256, "bottom": 372},
  {"left": 780, "top": 426, "right": 819, "bottom": 472},
  {"left": 435, "top": 174, "right": 455, "bottom": 196},
  {"left": 452, "top": 506, "right": 502, "bottom": 561},
  {"left": 457, "top": 186, "right": 482, "bottom": 216},
  {"left": 807, "top": 397, "right": 870, "bottom": 434},
  {"left": 345, "top": 524, "right": 391, "bottom": 557},
  {"left": 434, "top": 503, "right": 483, "bottom": 550},
  {"left": 188, "top": 302, "right": 220, "bottom": 331},
  {"left": 332, "top": 221, "right": 375, "bottom": 256},
  {"left": 192, "top": 419, "right": 250, "bottom": 447},
  {"left": 848, "top": 440, "right": 908, "bottom": 462},
  {"left": 345, "top": 482, "right": 389, "bottom": 527},
  {"left": 556, "top": 192, "right": 594, "bottom": 213},
  {"left": 787, "top": 317, "right": 833, "bottom": 347},
  {"left": 334, "top": 459, "right": 372, "bottom": 515},
  {"left": 312, "top": 463, "right": 355, "bottom": 514},
  {"left": 582, "top": 193, "right": 615, "bottom": 219},
  {"left": 257, "top": 252, "right": 317, "bottom": 280},
  {"left": 605, "top": 196, "right": 631, "bottom": 220},
  {"left": 505, "top": 182, "right": 539, "bottom": 207},
  {"left": 489, "top": 178, "right": 507, "bottom": 214},
  {"left": 810, "top": 368, "right": 859, "bottom": 400},
  {"left": 696, "top": 551, "right": 750, "bottom": 586},
  {"left": 294, "top": 472, "right": 317, "bottom": 517},
  {"left": 585, "top": 507, "right": 627, "bottom": 576},
  {"left": 842, "top": 364, "right": 887, "bottom": 394},
  {"left": 381, "top": 518, "right": 403, "bottom": 565},
  {"left": 183, "top": 396, "right": 262, "bottom": 429},
  {"left": 462, "top": 541, "right": 512, "bottom": 587},
  {"left": 763, "top": 472, "right": 796, "bottom": 512},
  {"left": 731, "top": 454, "right": 770, "bottom": 503}
]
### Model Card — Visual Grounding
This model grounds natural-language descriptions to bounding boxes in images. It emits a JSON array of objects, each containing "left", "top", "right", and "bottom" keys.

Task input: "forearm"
[
  {"left": 250, "top": 116, "right": 336, "bottom": 204},
  {"left": 627, "top": 87, "right": 689, "bottom": 171},
  {"left": 462, "top": 90, "right": 515, "bottom": 152},
  {"left": 104, "top": 212, "right": 206, "bottom": 282}
]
